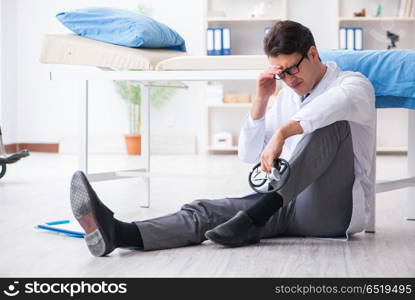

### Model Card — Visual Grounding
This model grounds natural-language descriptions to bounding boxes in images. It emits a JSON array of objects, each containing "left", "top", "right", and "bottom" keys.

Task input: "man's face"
[{"left": 268, "top": 46, "right": 320, "bottom": 96}]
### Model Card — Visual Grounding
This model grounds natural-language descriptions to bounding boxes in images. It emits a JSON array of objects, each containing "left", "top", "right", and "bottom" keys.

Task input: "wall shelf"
[
  {"left": 207, "top": 145, "right": 239, "bottom": 151},
  {"left": 206, "top": 17, "right": 282, "bottom": 22},
  {"left": 339, "top": 17, "right": 415, "bottom": 22},
  {"left": 203, "top": 0, "right": 286, "bottom": 153},
  {"left": 337, "top": 0, "right": 415, "bottom": 50},
  {"left": 207, "top": 103, "right": 251, "bottom": 108},
  {"left": 337, "top": 0, "right": 413, "bottom": 151}
]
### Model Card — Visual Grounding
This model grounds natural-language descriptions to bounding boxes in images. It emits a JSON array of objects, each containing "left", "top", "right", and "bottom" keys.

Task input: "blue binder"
[
  {"left": 264, "top": 26, "right": 271, "bottom": 36},
  {"left": 222, "top": 28, "right": 231, "bottom": 55},
  {"left": 339, "top": 27, "right": 347, "bottom": 50},
  {"left": 213, "top": 28, "right": 222, "bottom": 55},
  {"left": 340, "top": 26, "right": 364, "bottom": 51},
  {"left": 346, "top": 27, "right": 355, "bottom": 50},
  {"left": 354, "top": 27, "right": 363, "bottom": 50},
  {"left": 207, "top": 28, "right": 214, "bottom": 55}
]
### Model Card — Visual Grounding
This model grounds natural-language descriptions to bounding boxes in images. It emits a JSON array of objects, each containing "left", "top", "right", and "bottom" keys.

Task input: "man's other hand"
[{"left": 260, "top": 130, "right": 285, "bottom": 173}]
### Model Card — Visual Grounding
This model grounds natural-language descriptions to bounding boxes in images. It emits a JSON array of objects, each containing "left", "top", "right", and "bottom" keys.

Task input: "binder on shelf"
[
  {"left": 222, "top": 28, "right": 231, "bottom": 55},
  {"left": 213, "top": 28, "right": 223, "bottom": 56},
  {"left": 398, "top": 0, "right": 413, "bottom": 17},
  {"left": 340, "top": 27, "right": 363, "bottom": 51},
  {"left": 264, "top": 26, "right": 271, "bottom": 36},
  {"left": 399, "top": 0, "right": 406, "bottom": 17},
  {"left": 207, "top": 28, "right": 214, "bottom": 55},
  {"left": 354, "top": 27, "right": 363, "bottom": 50},
  {"left": 406, "top": 0, "right": 413, "bottom": 16},
  {"left": 346, "top": 27, "right": 354, "bottom": 50},
  {"left": 339, "top": 27, "right": 347, "bottom": 50}
]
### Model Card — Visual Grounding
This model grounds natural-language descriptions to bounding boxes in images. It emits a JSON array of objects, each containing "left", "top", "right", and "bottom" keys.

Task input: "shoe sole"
[
  {"left": 205, "top": 230, "right": 259, "bottom": 248},
  {"left": 70, "top": 171, "right": 111, "bottom": 257}
]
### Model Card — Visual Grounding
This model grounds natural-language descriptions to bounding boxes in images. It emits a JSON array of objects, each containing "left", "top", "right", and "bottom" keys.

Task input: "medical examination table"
[{"left": 40, "top": 34, "right": 415, "bottom": 233}]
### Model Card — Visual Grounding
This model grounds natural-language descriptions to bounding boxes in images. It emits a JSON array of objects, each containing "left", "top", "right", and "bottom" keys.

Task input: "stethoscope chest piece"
[{"left": 248, "top": 158, "right": 290, "bottom": 194}]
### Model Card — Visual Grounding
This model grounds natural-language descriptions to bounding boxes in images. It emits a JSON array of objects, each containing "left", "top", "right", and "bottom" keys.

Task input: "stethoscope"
[
  {"left": 248, "top": 158, "right": 290, "bottom": 194},
  {"left": 0, "top": 150, "right": 29, "bottom": 179},
  {"left": 0, "top": 125, "right": 30, "bottom": 179}
]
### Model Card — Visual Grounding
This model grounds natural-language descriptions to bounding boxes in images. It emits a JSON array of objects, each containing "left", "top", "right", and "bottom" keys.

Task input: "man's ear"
[{"left": 308, "top": 46, "right": 319, "bottom": 63}]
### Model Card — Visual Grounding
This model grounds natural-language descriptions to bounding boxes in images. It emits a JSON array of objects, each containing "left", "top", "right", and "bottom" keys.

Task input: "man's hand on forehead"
[{"left": 268, "top": 65, "right": 284, "bottom": 76}]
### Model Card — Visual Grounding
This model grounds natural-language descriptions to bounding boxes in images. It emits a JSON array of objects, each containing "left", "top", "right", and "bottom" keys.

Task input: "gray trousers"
[{"left": 135, "top": 121, "right": 354, "bottom": 251}]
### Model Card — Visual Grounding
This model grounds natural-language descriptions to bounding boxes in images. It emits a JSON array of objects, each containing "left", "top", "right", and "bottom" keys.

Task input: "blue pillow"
[{"left": 56, "top": 7, "right": 186, "bottom": 51}]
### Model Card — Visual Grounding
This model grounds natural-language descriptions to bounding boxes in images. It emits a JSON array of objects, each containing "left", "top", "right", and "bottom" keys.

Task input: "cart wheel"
[{"left": 0, "top": 163, "right": 6, "bottom": 179}]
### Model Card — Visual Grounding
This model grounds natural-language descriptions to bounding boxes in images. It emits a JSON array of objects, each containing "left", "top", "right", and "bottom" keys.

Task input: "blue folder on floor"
[{"left": 36, "top": 219, "right": 85, "bottom": 238}]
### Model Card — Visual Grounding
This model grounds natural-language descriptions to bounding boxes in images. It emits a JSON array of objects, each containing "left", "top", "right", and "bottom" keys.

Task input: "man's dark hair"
[{"left": 264, "top": 20, "right": 317, "bottom": 59}]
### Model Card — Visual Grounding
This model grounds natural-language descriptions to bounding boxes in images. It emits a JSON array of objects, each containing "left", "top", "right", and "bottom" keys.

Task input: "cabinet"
[
  {"left": 202, "top": 0, "right": 287, "bottom": 152},
  {"left": 337, "top": 0, "right": 413, "bottom": 152},
  {"left": 200, "top": 0, "right": 411, "bottom": 153},
  {"left": 337, "top": 0, "right": 415, "bottom": 50}
]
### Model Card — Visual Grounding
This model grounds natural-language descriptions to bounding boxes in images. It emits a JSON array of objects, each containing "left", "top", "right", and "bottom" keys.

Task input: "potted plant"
[
  {"left": 114, "top": 4, "right": 178, "bottom": 155},
  {"left": 115, "top": 81, "right": 176, "bottom": 155}
]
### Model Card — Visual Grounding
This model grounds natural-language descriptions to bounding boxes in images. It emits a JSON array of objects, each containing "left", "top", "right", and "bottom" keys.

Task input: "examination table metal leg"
[
  {"left": 140, "top": 83, "right": 150, "bottom": 208},
  {"left": 407, "top": 110, "right": 415, "bottom": 220},
  {"left": 365, "top": 113, "right": 377, "bottom": 233},
  {"left": 78, "top": 80, "right": 151, "bottom": 208},
  {"left": 79, "top": 80, "right": 89, "bottom": 174}
]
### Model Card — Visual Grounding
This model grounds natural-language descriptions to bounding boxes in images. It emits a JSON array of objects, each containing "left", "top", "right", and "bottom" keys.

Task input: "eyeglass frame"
[{"left": 273, "top": 53, "right": 307, "bottom": 80}]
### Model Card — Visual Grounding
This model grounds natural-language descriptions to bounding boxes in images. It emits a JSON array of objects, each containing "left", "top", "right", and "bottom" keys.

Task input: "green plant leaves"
[{"left": 114, "top": 80, "right": 178, "bottom": 134}]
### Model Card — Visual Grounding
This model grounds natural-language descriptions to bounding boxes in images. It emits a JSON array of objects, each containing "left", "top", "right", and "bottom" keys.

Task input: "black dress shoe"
[
  {"left": 205, "top": 211, "right": 262, "bottom": 247},
  {"left": 70, "top": 171, "right": 117, "bottom": 257}
]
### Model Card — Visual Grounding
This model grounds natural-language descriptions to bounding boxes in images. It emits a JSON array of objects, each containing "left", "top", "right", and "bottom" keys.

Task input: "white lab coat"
[{"left": 238, "top": 61, "right": 376, "bottom": 237}]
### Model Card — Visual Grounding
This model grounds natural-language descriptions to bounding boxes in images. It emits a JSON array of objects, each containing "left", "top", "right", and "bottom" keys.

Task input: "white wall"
[
  {"left": 288, "top": 0, "right": 339, "bottom": 49},
  {"left": 0, "top": 0, "right": 18, "bottom": 145},
  {"left": 4, "top": 0, "right": 342, "bottom": 154},
  {"left": 1, "top": 0, "right": 408, "bottom": 153},
  {"left": 9, "top": 0, "right": 205, "bottom": 154}
]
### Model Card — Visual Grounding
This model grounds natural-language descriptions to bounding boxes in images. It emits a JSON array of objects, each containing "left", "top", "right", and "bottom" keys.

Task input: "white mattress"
[
  {"left": 156, "top": 55, "right": 268, "bottom": 71},
  {"left": 40, "top": 34, "right": 186, "bottom": 70},
  {"left": 40, "top": 34, "right": 269, "bottom": 71}
]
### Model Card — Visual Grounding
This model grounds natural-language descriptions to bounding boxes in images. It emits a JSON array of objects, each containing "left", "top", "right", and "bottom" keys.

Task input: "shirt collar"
[
  {"left": 294, "top": 61, "right": 340, "bottom": 104},
  {"left": 301, "top": 93, "right": 310, "bottom": 102}
]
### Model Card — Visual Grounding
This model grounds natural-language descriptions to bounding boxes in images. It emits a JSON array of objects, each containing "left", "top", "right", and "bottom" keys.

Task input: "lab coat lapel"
[{"left": 299, "top": 61, "right": 341, "bottom": 107}]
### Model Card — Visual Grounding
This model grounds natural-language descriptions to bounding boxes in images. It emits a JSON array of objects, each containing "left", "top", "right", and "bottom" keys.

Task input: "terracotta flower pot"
[{"left": 124, "top": 134, "right": 141, "bottom": 155}]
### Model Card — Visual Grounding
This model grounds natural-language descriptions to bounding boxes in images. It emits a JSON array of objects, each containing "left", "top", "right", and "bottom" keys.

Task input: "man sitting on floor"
[{"left": 70, "top": 20, "right": 376, "bottom": 256}]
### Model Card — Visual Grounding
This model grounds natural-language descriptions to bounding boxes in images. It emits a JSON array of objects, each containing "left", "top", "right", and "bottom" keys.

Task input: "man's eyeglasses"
[{"left": 273, "top": 54, "right": 306, "bottom": 80}]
